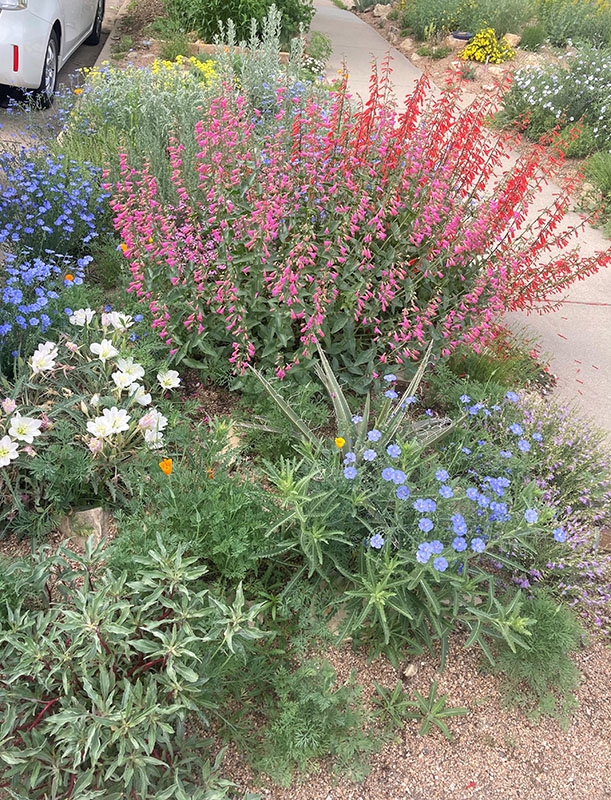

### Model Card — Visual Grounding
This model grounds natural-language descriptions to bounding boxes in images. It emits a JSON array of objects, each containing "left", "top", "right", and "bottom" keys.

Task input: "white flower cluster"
[
  {"left": 0, "top": 399, "right": 42, "bottom": 467},
  {"left": 12, "top": 307, "right": 183, "bottom": 461}
]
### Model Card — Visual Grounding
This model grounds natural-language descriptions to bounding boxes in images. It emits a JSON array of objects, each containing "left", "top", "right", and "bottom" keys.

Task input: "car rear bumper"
[{"left": 0, "top": 10, "right": 47, "bottom": 89}]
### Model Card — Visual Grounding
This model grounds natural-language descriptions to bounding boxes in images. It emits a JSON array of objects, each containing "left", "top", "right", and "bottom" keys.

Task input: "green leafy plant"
[
  {"left": 163, "top": 0, "right": 314, "bottom": 46},
  {"left": 108, "top": 418, "right": 279, "bottom": 582},
  {"left": 373, "top": 680, "right": 469, "bottom": 741},
  {"left": 493, "top": 591, "right": 584, "bottom": 725},
  {"left": 0, "top": 536, "right": 266, "bottom": 798},
  {"left": 251, "top": 659, "right": 378, "bottom": 784},
  {"left": 585, "top": 150, "right": 611, "bottom": 197}
]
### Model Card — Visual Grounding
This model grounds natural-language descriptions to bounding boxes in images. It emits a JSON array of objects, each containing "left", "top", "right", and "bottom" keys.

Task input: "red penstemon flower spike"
[{"left": 110, "top": 66, "right": 610, "bottom": 376}]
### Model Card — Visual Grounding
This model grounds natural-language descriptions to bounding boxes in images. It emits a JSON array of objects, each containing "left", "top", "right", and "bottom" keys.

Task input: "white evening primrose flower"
[
  {"left": 128, "top": 383, "right": 152, "bottom": 406},
  {"left": 0, "top": 435, "right": 19, "bottom": 467},
  {"left": 2, "top": 397, "right": 17, "bottom": 415},
  {"left": 112, "top": 371, "right": 136, "bottom": 391},
  {"left": 144, "top": 428, "right": 164, "bottom": 449},
  {"left": 87, "top": 407, "right": 131, "bottom": 439},
  {"left": 8, "top": 413, "right": 43, "bottom": 444},
  {"left": 30, "top": 341, "right": 59, "bottom": 374},
  {"left": 69, "top": 308, "right": 95, "bottom": 326},
  {"left": 102, "top": 311, "right": 134, "bottom": 331},
  {"left": 138, "top": 408, "right": 168, "bottom": 433},
  {"left": 90, "top": 339, "right": 119, "bottom": 363},
  {"left": 116, "top": 357, "right": 145, "bottom": 381},
  {"left": 157, "top": 369, "right": 181, "bottom": 390}
]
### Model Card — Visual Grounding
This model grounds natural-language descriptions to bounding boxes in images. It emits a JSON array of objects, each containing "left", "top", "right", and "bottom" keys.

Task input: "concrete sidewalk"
[{"left": 311, "top": 0, "right": 611, "bottom": 434}]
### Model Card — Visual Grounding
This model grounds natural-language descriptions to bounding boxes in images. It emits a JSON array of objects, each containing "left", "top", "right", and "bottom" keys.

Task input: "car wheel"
[
  {"left": 33, "top": 31, "right": 59, "bottom": 110},
  {"left": 85, "top": 0, "right": 105, "bottom": 46}
]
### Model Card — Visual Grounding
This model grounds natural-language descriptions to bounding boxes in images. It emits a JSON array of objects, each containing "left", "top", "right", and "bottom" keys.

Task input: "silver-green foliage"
[{"left": 0, "top": 537, "right": 265, "bottom": 799}]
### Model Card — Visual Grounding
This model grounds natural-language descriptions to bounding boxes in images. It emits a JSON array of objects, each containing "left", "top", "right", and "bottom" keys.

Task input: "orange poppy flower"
[{"left": 159, "top": 458, "right": 173, "bottom": 475}]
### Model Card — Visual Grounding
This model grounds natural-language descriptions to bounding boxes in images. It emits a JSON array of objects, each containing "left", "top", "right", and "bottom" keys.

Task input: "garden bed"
[{"left": 1, "top": 3, "right": 611, "bottom": 799}]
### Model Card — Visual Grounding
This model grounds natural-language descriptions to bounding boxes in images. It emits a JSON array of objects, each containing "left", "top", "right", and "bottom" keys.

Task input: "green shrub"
[
  {"left": 585, "top": 150, "right": 611, "bottom": 196},
  {"left": 493, "top": 591, "right": 584, "bottom": 725},
  {"left": 537, "top": 0, "right": 611, "bottom": 47},
  {"left": 0, "top": 537, "right": 265, "bottom": 798},
  {"left": 163, "top": 0, "right": 314, "bottom": 45},
  {"left": 557, "top": 122, "right": 597, "bottom": 158},
  {"left": 519, "top": 23, "right": 547, "bottom": 50},
  {"left": 109, "top": 419, "right": 279, "bottom": 582}
]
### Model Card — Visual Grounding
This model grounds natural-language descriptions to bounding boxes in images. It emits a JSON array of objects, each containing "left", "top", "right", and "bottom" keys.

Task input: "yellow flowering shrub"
[{"left": 460, "top": 28, "right": 515, "bottom": 64}]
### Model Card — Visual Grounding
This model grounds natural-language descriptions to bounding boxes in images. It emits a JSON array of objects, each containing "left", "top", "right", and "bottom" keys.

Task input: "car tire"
[
  {"left": 85, "top": 0, "right": 105, "bottom": 46},
  {"left": 33, "top": 30, "right": 59, "bottom": 110}
]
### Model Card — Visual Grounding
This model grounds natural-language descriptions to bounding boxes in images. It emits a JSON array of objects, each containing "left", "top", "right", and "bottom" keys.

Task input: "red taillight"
[{"left": 12, "top": 45, "right": 18, "bottom": 72}]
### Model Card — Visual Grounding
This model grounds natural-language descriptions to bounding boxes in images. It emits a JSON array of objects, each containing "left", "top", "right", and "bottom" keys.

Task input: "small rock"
[
  {"left": 59, "top": 507, "right": 109, "bottom": 546},
  {"left": 504, "top": 32, "right": 521, "bottom": 48},
  {"left": 402, "top": 662, "right": 419, "bottom": 678},
  {"left": 410, "top": 52, "right": 422, "bottom": 61},
  {"left": 487, "top": 65, "right": 505, "bottom": 76},
  {"left": 444, "top": 35, "right": 466, "bottom": 51},
  {"left": 482, "top": 83, "right": 495, "bottom": 91},
  {"left": 373, "top": 3, "right": 392, "bottom": 18},
  {"left": 399, "top": 37, "right": 415, "bottom": 52},
  {"left": 342, "top": 0, "right": 355, "bottom": 7}
]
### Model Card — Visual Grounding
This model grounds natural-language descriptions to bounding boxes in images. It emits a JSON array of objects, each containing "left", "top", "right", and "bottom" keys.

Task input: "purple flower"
[
  {"left": 401, "top": 395, "right": 417, "bottom": 407},
  {"left": 384, "top": 373, "right": 397, "bottom": 382},
  {"left": 387, "top": 443, "right": 401, "bottom": 458},
  {"left": 363, "top": 448, "right": 377, "bottom": 461},
  {"left": 553, "top": 527, "right": 567, "bottom": 543},
  {"left": 425, "top": 409, "right": 434, "bottom": 417},
  {"left": 459, "top": 394, "right": 471, "bottom": 403},
  {"left": 430, "top": 540, "right": 444, "bottom": 554},
  {"left": 413, "top": 498, "right": 437, "bottom": 513},
  {"left": 532, "top": 432, "right": 543, "bottom": 442},
  {"left": 385, "top": 389, "right": 398, "bottom": 400},
  {"left": 509, "top": 423, "right": 523, "bottom": 435},
  {"left": 343, "top": 451, "right": 356, "bottom": 464},
  {"left": 471, "top": 537, "right": 486, "bottom": 553},
  {"left": 517, "top": 439, "right": 531, "bottom": 452},
  {"left": 524, "top": 508, "right": 538, "bottom": 524},
  {"left": 418, "top": 517, "right": 434, "bottom": 533},
  {"left": 451, "top": 513, "right": 467, "bottom": 536},
  {"left": 461, "top": 446, "right": 472, "bottom": 455},
  {"left": 433, "top": 556, "right": 448, "bottom": 572},
  {"left": 344, "top": 466, "right": 358, "bottom": 480},
  {"left": 370, "top": 533, "right": 385, "bottom": 549},
  {"left": 391, "top": 469, "right": 406, "bottom": 485},
  {"left": 435, "top": 469, "right": 449, "bottom": 482},
  {"left": 352, "top": 414, "right": 363, "bottom": 424},
  {"left": 381, "top": 467, "right": 395, "bottom": 482},
  {"left": 500, "top": 450, "right": 513, "bottom": 459},
  {"left": 416, "top": 543, "right": 432, "bottom": 564},
  {"left": 452, "top": 537, "right": 467, "bottom": 552},
  {"left": 505, "top": 391, "right": 519, "bottom": 403},
  {"left": 466, "top": 487, "right": 479, "bottom": 500},
  {"left": 396, "top": 485, "right": 410, "bottom": 500},
  {"left": 367, "top": 429, "right": 382, "bottom": 442},
  {"left": 439, "top": 485, "right": 454, "bottom": 499}
]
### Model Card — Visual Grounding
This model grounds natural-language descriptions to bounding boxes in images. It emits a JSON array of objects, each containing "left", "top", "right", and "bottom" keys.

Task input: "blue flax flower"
[
  {"left": 363, "top": 449, "right": 377, "bottom": 461},
  {"left": 553, "top": 527, "right": 566, "bottom": 542},
  {"left": 435, "top": 469, "right": 449, "bottom": 482},
  {"left": 370, "top": 533, "right": 385, "bottom": 549},
  {"left": 344, "top": 466, "right": 358, "bottom": 480},
  {"left": 524, "top": 508, "right": 538, "bottom": 524},
  {"left": 439, "top": 485, "right": 454, "bottom": 499},
  {"left": 387, "top": 443, "right": 401, "bottom": 458},
  {"left": 471, "top": 537, "right": 486, "bottom": 553},
  {"left": 418, "top": 517, "right": 434, "bottom": 533},
  {"left": 367, "top": 429, "right": 382, "bottom": 442},
  {"left": 433, "top": 556, "right": 448, "bottom": 572},
  {"left": 396, "top": 485, "right": 410, "bottom": 500},
  {"left": 452, "top": 537, "right": 467, "bottom": 552}
]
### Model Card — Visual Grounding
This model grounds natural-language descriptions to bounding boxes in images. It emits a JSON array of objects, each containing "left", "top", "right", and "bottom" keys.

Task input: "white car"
[{"left": 0, "top": 0, "right": 104, "bottom": 107}]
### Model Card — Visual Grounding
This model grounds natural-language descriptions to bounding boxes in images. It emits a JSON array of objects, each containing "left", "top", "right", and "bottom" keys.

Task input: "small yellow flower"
[
  {"left": 159, "top": 458, "right": 173, "bottom": 475},
  {"left": 207, "top": 467, "right": 215, "bottom": 479},
  {"left": 120, "top": 243, "right": 128, "bottom": 253},
  {"left": 74, "top": 87, "right": 83, "bottom": 95},
  {"left": 335, "top": 437, "right": 346, "bottom": 449},
  {"left": 64, "top": 273, "right": 74, "bottom": 282}
]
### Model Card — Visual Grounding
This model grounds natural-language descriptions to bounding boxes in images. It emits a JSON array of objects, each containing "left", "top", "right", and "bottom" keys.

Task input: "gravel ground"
[{"left": 221, "top": 632, "right": 611, "bottom": 800}]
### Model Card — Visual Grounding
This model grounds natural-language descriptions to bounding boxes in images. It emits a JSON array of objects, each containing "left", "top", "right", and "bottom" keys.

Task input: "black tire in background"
[
  {"left": 32, "top": 30, "right": 59, "bottom": 109},
  {"left": 85, "top": 0, "right": 105, "bottom": 46}
]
